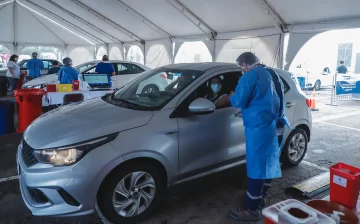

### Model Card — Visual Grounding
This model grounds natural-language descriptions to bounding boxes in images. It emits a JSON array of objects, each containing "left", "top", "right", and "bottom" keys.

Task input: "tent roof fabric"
[{"left": 1, "top": 0, "right": 360, "bottom": 46}]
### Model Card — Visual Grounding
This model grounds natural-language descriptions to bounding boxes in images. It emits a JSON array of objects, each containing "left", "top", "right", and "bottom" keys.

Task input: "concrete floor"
[{"left": 1, "top": 88, "right": 360, "bottom": 224}]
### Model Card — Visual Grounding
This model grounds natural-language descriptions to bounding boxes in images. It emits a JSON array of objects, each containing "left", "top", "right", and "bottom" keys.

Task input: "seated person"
[
  {"left": 47, "top": 61, "right": 61, "bottom": 75},
  {"left": 205, "top": 77, "right": 229, "bottom": 108},
  {"left": 58, "top": 57, "right": 79, "bottom": 84}
]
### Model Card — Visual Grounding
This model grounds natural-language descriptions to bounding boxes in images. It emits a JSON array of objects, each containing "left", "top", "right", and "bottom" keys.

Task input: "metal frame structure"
[
  {"left": 71, "top": 0, "right": 144, "bottom": 44},
  {"left": 166, "top": 0, "right": 216, "bottom": 40},
  {"left": 112, "top": 0, "right": 171, "bottom": 38},
  {"left": 254, "top": 0, "right": 288, "bottom": 33},
  {"left": 45, "top": 0, "right": 124, "bottom": 45},
  {"left": 28, "top": 9, "right": 66, "bottom": 45},
  {"left": 24, "top": 0, "right": 105, "bottom": 45},
  {"left": 13, "top": 0, "right": 17, "bottom": 53}
]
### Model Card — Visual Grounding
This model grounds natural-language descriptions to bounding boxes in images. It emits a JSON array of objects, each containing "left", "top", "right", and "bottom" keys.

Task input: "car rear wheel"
[
  {"left": 141, "top": 84, "right": 159, "bottom": 94},
  {"left": 97, "top": 164, "right": 164, "bottom": 224},
  {"left": 280, "top": 128, "right": 308, "bottom": 167},
  {"left": 314, "top": 80, "right": 321, "bottom": 91}
]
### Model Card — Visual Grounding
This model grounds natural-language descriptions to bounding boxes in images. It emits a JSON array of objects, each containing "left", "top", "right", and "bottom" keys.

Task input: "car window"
[
  {"left": 116, "top": 63, "right": 145, "bottom": 75},
  {"left": 43, "top": 61, "right": 50, "bottom": 70},
  {"left": 20, "top": 61, "right": 28, "bottom": 68},
  {"left": 75, "top": 63, "right": 97, "bottom": 73},
  {"left": 84, "top": 66, "right": 96, "bottom": 73},
  {"left": 107, "top": 68, "right": 203, "bottom": 111},
  {"left": 280, "top": 77, "right": 290, "bottom": 93}
]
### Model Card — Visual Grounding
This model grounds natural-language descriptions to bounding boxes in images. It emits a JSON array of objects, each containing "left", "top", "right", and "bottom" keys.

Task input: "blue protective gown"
[
  {"left": 230, "top": 65, "right": 285, "bottom": 179},
  {"left": 58, "top": 66, "right": 79, "bottom": 84},
  {"left": 26, "top": 58, "right": 44, "bottom": 78}
]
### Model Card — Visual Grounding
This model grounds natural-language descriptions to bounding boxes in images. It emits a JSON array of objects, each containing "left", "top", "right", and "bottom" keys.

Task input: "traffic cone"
[{"left": 310, "top": 89, "right": 319, "bottom": 111}]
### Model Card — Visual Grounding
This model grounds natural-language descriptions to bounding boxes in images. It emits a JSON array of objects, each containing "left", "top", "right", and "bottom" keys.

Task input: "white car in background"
[
  {"left": 23, "top": 60, "right": 168, "bottom": 93},
  {"left": 291, "top": 64, "right": 335, "bottom": 90}
]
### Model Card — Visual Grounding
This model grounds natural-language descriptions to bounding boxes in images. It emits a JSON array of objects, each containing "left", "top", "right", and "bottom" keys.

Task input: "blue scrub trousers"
[
  {"left": 246, "top": 178, "right": 272, "bottom": 211},
  {"left": 7, "top": 77, "right": 18, "bottom": 96}
]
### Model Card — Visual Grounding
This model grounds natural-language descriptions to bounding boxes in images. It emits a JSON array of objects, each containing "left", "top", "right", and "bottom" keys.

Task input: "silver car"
[{"left": 17, "top": 63, "right": 312, "bottom": 223}]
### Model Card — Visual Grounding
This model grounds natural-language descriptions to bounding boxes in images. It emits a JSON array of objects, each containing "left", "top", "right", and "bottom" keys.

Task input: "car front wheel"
[
  {"left": 280, "top": 128, "right": 308, "bottom": 167},
  {"left": 97, "top": 164, "right": 164, "bottom": 224}
]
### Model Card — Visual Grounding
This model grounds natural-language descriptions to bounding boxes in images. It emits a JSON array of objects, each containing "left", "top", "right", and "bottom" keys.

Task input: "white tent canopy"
[{"left": 1, "top": 0, "right": 360, "bottom": 68}]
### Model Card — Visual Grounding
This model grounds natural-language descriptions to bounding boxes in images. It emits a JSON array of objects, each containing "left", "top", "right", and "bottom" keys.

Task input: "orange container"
[{"left": 330, "top": 163, "right": 360, "bottom": 209}]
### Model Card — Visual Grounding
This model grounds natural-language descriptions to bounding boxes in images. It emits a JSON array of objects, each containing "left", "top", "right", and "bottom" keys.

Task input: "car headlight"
[{"left": 32, "top": 133, "right": 118, "bottom": 166}]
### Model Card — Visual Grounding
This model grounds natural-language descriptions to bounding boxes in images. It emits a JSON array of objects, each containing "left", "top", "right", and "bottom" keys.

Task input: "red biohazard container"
[
  {"left": 14, "top": 89, "right": 46, "bottom": 133},
  {"left": 72, "top": 80, "right": 79, "bottom": 91},
  {"left": 16, "top": 72, "right": 27, "bottom": 90},
  {"left": 46, "top": 84, "right": 56, "bottom": 92},
  {"left": 330, "top": 163, "right": 360, "bottom": 209}
]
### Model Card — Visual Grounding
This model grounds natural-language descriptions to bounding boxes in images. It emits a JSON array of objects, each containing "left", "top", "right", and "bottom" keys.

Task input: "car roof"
[
  {"left": 161, "top": 62, "right": 239, "bottom": 71},
  {"left": 76, "top": 60, "right": 150, "bottom": 70}
]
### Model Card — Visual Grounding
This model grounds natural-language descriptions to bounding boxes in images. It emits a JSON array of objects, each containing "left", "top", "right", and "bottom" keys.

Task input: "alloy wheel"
[
  {"left": 288, "top": 133, "right": 306, "bottom": 162},
  {"left": 112, "top": 171, "right": 156, "bottom": 217}
]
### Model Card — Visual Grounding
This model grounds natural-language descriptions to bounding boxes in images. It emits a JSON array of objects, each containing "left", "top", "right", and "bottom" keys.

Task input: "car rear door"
[{"left": 275, "top": 70, "right": 297, "bottom": 124}]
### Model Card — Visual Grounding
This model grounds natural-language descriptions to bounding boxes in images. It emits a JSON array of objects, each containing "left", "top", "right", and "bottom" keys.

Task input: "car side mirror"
[{"left": 188, "top": 98, "right": 215, "bottom": 115}]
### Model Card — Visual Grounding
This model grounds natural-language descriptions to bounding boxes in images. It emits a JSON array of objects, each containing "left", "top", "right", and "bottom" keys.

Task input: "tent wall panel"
[
  {"left": 67, "top": 45, "right": 95, "bottom": 66},
  {"left": 215, "top": 34, "right": 281, "bottom": 67},
  {"left": 109, "top": 44, "right": 124, "bottom": 60},
  {"left": 145, "top": 39, "right": 171, "bottom": 69},
  {"left": 285, "top": 32, "right": 320, "bottom": 70}
]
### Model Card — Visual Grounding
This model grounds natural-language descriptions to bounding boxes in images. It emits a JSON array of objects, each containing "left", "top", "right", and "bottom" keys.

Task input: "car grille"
[{"left": 22, "top": 141, "right": 38, "bottom": 167}]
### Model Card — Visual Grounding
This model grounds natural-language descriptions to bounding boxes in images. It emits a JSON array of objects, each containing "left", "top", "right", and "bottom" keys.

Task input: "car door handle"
[
  {"left": 286, "top": 102, "right": 295, "bottom": 108},
  {"left": 234, "top": 111, "right": 242, "bottom": 118},
  {"left": 165, "top": 130, "right": 178, "bottom": 135}
]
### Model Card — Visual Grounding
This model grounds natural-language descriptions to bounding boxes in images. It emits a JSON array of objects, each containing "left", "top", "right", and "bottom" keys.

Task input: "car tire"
[
  {"left": 97, "top": 163, "right": 165, "bottom": 224},
  {"left": 314, "top": 80, "right": 321, "bottom": 91},
  {"left": 280, "top": 128, "right": 308, "bottom": 167},
  {"left": 141, "top": 84, "right": 159, "bottom": 94}
]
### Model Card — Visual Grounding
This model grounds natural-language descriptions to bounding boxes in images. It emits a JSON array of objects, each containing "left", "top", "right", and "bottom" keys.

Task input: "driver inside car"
[{"left": 204, "top": 76, "right": 229, "bottom": 108}]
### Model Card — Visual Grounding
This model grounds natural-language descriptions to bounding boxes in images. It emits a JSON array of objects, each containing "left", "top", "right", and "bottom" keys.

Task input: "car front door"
[{"left": 175, "top": 71, "right": 246, "bottom": 179}]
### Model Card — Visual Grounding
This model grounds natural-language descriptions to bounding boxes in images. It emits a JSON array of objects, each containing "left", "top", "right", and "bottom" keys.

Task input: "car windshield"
[{"left": 105, "top": 68, "right": 203, "bottom": 111}]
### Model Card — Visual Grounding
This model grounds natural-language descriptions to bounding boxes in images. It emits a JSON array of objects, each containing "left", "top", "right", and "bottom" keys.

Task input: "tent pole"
[{"left": 13, "top": 0, "right": 17, "bottom": 54}]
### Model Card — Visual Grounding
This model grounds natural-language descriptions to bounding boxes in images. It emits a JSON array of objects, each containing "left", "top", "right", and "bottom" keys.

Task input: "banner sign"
[{"left": 336, "top": 80, "right": 360, "bottom": 95}]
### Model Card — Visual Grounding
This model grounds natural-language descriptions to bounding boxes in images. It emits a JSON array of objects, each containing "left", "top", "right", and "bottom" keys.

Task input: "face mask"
[
  {"left": 15, "top": 58, "right": 18, "bottom": 62},
  {"left": 211, "top": 83, "right": 221, "bottom": 93}
]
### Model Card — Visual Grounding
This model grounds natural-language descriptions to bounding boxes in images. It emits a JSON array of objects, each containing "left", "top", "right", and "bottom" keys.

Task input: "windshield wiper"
[{"left": 111, "top": 98, "right": 139, "bottom": 107}]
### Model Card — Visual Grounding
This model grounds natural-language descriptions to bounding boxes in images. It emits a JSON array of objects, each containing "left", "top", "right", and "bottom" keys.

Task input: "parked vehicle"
[
  {"left": 18, "top": 63, "right": 312, "bottom": 223},
  {"left": 22, "top": 60, "right": 158, "bottom": 92},
  {"left": 291, "top": 64, "right": 335, "bottom": 90},
  {"left": 0, "top": 59, "right": 63, "bottom": 89}
]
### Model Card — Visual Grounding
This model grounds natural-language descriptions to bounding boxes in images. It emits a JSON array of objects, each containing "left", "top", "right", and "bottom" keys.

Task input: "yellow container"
[{"left": 57, "top": 84, "right": 73, "bottom": 92}]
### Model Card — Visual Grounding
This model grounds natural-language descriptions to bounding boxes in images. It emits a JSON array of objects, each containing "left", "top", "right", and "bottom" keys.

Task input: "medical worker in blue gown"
[
  {"left": 26, "top": 52, "right": 44, "bottom": 78},
  {"left": 229, "top": 52, "right": 290, "bottom": 221},
  {"left": 58, "top": 57, "right": 79, "bottom": 84}
]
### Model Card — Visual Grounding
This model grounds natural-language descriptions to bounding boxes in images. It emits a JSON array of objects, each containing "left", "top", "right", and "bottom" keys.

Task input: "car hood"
[
  {"left": 22, "top": 74, "right": 57, "bottom": 88},
  {"left": 24, "top": 98, "right": 153, "bottom": 149}
]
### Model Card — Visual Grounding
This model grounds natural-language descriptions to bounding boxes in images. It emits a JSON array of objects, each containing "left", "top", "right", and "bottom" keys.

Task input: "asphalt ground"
[{"left": 1, "top": 88, "right": 360, "bottom": 224}]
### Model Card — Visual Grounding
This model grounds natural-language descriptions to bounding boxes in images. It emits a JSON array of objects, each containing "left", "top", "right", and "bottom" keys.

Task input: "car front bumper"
[{"left": 17, "top": 142, "right": 121, "bottom": 217}]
